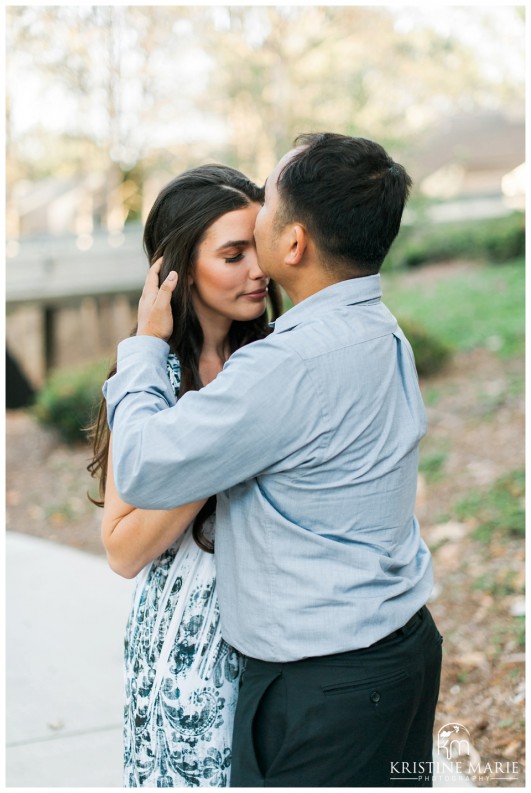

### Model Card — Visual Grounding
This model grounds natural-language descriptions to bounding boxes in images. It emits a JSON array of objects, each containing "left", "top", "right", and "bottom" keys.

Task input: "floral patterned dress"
[{"left": 123, "top": 354, "right": 244, "bottom": 787}]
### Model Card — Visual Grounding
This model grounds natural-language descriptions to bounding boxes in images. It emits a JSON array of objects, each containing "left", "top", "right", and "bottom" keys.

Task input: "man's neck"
[{"left": 285, "top": 270, "right": 354, "bottom": 305}]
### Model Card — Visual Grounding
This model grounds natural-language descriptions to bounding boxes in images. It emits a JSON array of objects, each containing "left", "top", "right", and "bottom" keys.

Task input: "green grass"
[
  {"left": 419, "top": 450, "right": 448, "bottom": 483},
  {"left": 455, "top": 469, "right": 525, "bottom": 542},
  {"left": 383, "top": 259, "right": 524, "bottom": 359},
  {"left": 515, "top": 617, "right": 525, "bottom": 649},
  {"left": 472, "top": 569, "right": 519, "bottom": 597}
]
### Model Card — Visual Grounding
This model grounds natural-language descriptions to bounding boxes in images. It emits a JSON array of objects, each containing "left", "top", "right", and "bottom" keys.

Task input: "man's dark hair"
[{"left": 277, "top": 132, "right": 412, "bottom": 274}]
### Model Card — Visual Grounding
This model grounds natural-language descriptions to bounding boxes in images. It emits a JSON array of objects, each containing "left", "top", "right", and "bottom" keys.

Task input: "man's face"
[{"left": 254, "top": 148, "right": 300, "bottom": 282}]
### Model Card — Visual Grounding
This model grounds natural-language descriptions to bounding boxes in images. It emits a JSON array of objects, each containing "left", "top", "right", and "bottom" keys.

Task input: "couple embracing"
[{"left": 90, "top": 132, "right": 442, "bottom": 787}]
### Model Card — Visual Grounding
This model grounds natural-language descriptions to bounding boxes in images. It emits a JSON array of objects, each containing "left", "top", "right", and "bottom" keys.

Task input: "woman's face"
[{"left": 191, "top": 203, "right": 269, "bottom": 325}]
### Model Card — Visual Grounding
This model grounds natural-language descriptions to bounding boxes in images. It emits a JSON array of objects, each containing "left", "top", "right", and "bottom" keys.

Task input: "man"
[{"left": 104, "top": 133, "right": 442, "bottom": 787}]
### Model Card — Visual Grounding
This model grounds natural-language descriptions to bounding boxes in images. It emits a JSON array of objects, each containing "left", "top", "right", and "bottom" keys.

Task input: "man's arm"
[
  {"left": 103, "top": 258, "right": 323, "bottom": 510},
  {"left": 104, "top": 335, "right": 317, "bottom": 510}
]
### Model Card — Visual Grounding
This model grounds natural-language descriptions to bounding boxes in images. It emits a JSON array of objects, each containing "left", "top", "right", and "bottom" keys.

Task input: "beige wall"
[{"left": 6, "top": 296, "right": 137, "bottom": 390}]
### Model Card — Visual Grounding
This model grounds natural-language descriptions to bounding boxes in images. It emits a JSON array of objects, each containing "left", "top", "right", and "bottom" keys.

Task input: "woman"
[{"left": 88, "top": 164, "right": 282, "bottom": 787}]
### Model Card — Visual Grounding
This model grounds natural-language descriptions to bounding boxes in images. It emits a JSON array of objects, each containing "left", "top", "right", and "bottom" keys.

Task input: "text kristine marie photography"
[{"left": 389, "top": 723, "right": 521, "bottom": 784}]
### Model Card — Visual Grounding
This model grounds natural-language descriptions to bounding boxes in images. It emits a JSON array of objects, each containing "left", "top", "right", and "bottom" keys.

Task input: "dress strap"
[{"left": 166, "top": 353, "right": 181, "bottom": 398}]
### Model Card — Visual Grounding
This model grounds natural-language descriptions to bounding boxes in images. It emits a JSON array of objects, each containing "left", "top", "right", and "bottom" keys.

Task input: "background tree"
[{"left": 6, "top": 5, "right": 525, "bottom": 220}]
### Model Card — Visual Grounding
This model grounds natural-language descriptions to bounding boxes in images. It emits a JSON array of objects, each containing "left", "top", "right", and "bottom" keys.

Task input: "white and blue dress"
[{"left": 123, "top": 354, "right": 243, "bottom": 787}]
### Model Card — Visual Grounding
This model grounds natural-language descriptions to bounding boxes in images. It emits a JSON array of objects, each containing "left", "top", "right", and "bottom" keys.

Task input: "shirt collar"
[{"left": 271, "top": 274, "right": 382, "bottom": 333}]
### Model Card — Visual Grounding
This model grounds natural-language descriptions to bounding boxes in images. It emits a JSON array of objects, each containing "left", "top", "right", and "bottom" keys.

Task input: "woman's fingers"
[
  {"left": 137, "top": 262, "right": 178, "bottom": 340},
  {"left": 141, "top": 257, "right": 164, "bottom": 298}
]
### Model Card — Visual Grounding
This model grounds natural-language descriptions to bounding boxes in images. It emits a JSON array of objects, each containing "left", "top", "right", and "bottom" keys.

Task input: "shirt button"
[{"left": 370, "top": 690, "right": 381, "bottom": 704}]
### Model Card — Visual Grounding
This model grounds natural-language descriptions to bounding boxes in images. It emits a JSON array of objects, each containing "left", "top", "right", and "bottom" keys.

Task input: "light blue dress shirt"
[{"left": 104, "top": 275, "right": 433, "bottom": 662}]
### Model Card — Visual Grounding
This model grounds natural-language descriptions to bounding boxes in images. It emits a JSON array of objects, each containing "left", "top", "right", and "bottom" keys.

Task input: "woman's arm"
[{"left": 101, "top": 436, "right": 206, "bottom": 579}]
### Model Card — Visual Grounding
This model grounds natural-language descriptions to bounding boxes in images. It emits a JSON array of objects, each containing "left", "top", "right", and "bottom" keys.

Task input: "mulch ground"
[{"left": 6, "top": 268, "right": 525, "bottom": 786}]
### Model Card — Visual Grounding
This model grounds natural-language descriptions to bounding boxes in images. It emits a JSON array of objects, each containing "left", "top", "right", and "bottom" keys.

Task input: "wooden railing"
[{"left": 6, "top": 227, "right": 147, "bottom": 392}]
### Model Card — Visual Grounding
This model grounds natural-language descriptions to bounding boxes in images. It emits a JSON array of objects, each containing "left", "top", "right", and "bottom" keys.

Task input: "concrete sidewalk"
[
  {"left": 6, "top": 532, "right": 134, "bottom": 787},
  {"left": 6, "top": 531, "right": 473, "bottom": 788}
]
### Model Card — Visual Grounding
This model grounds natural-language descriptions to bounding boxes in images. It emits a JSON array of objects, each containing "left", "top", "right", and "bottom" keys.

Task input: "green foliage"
[
  {"left": 455, "top": 469, "right": 525, "bottom": 542},
  {"left": 387, "top": 212, "right": 525, "bottom": 269},
  {"left": 7, "top": 6, "right": 525, "bottom": 184},
  {"left": 472, "top": 570, "right": 519, "bottom": 597},
  {"left": 497, "top": 718, "right": 515, "bottom": 729},
  {"left": 515, "top": 616, "right": 525, "bottom": 649},
  {"left": 398, "top": 318, "right": 451, "bottom": 376},
  {"left": 419, "top": 450, "right": 448, "bottom": 483},
  {"left": 384, "top": 259, "right": 525, "bottom": 359},
  {"left": 423, "top": 387, "right": 442, "bottom": 406},
  {"left": 34, "top": 359, "right": 111, "bottom": 444}
]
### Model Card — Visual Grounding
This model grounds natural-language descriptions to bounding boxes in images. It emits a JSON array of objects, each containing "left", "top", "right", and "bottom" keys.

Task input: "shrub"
[
  {"left": 387, "top": 212, "right": 525, "bottom": 269},
  {"left": 34, "top": 359, "right": 112, "bottom": 444},
  {"left": 398, "top": 318, "right": 451, "bottom": 377}
]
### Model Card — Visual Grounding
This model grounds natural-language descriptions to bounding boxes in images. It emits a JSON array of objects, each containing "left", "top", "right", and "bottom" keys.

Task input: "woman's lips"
[{"left": 241, "top": 289, "right": 268, "bottom": 299}]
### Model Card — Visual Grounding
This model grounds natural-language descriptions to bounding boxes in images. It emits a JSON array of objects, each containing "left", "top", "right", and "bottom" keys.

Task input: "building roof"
[{"left": 410, "top": 111, "right": 525, "bottom": 181}]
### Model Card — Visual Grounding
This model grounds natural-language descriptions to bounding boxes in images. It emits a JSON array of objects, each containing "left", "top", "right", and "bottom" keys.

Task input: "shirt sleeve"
[{"left": 103, "top": 334, "right": 325, "bottom": 509}]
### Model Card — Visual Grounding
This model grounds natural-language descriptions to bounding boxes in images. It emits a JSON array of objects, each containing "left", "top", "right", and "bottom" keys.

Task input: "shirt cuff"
[
  {"left": 116, "top": 334, "right": 170, "bottom": 367},
  {"left": 102, "top": 335, "right": 172, "bottom": 430}
]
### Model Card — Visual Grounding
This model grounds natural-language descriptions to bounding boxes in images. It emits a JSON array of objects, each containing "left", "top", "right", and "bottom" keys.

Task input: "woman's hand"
[{"left": 137, "top": 257, "right": 178, "bottom": 341}]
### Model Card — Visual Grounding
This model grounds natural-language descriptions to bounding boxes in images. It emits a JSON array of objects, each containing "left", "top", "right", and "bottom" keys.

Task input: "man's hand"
[{"left": 137, "top": 258, "right": 178, "bottom": 340}]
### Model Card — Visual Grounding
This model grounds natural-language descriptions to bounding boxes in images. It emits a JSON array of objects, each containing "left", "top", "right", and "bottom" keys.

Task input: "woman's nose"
[{"left": 248, "top": 250, "right": 267, "bottom": 280}]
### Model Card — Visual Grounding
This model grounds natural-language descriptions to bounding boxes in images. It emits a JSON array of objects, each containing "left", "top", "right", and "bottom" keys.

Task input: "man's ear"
[{"left": 285, "top": 224, "right": 307, "bottom": 266}]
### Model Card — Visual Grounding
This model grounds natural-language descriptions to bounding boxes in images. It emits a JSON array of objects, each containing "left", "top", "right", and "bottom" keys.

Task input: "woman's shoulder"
[{"left": 166, "top": 353, "right": 181, "bottom": 397}]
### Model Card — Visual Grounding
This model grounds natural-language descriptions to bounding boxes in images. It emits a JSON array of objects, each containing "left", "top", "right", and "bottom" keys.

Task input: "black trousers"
[{"left": 230, "top": 606, "right": 442, "bottom": 787}]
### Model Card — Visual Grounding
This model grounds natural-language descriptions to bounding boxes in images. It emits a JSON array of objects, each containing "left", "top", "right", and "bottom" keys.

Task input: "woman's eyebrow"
[{"left": 214, "top": 239, "right": 250, "bottom": 252}]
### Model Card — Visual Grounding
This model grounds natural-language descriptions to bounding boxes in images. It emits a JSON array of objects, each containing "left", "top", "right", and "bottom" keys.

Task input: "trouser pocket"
[
  {"left": 230, "top": 664, "right": 283, "bottom": 786},
  {"left": 252, "top": 674, "right": 287, "bottom": 777}
]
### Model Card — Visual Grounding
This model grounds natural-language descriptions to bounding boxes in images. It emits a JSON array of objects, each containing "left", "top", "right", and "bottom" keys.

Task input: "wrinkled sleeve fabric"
[{"left": 103, "top": 334, "right": 322, "bottom": 510}]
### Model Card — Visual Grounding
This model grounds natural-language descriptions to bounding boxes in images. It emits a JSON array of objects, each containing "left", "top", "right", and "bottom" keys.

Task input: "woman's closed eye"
[{"left": 224, "top": 253, "right": 244, "bottom": 263}]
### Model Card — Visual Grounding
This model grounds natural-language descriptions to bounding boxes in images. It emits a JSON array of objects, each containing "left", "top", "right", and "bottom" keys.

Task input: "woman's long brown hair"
[{"left": 87, "top": 164, "right": 282, "bottom": 553}]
